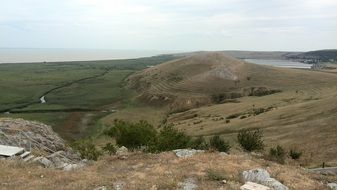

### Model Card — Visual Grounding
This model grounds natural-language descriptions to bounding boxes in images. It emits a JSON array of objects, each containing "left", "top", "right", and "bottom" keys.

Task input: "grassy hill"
[
  {"left": 122, "top": 52, "right": 337, "bottom": 167},
  {"left": 1, "top": 51, "right": 337, "bottom": 167}
]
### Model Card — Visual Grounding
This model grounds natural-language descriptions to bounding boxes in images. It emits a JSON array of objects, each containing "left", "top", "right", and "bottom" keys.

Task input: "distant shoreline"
[{"left": 0, "top": 49, "right": 178, "bottom": 64}]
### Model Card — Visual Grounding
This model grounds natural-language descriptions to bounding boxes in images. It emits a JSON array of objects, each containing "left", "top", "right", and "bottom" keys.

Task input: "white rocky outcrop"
[
  {"left": 242, "top": 168, "right": 288, "bottom": 190},
  {"left": 116, "top": 146, "right": 128, "bottom": 156},
  {"left": 0, "top": 118, "right": 84, "bottom": 170},
  {"left": 328, "top": 183, "right": 337, "bottom": 190},
  {"left": 240, "top": 182, "right": 271, "bottom": 190},
  {"left": 178, "top": 178, "right": 198, "bottom": 190},
  {"left": 173, "top": 149, "right": 204, "bottom": 158}
]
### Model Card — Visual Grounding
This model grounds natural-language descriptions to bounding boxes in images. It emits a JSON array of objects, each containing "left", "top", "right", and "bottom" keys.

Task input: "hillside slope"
[
  {"left": 127, "top": 52, "right": 337, "bottom": 111},
  {"left": 123, "top": 52, "right": 337, "bottom": 167}
]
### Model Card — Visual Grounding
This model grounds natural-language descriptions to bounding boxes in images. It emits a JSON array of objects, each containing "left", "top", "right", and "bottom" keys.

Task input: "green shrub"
[
  {"left": 189, "top": 136, "right": 209, "bottom": 150},
  {"left": 102, "top": 143, "right": 117, "bottom": 155},
  {"left": 105, "top": 119, "right": 157, "bottom": 150},
  {"left": 237, "top": 129, "right": 264, "bottom": 152},
  {"left": 206, "top": 169, "right": 226, "bottom": 181},
  {"left": 72, "top": 139, "right": 102, "bottom": 161},
  {"left": 269, "top": 145, "right": 286, "bottom": 164},
  {"left": 209, "top": 135, "right": 231, "bottom": 152},
  {"left": 289, "top": 149, "right": 302, "bottom": 160},
  {"left": 154, "top": 126, "right": 191, "bottom": 152}
]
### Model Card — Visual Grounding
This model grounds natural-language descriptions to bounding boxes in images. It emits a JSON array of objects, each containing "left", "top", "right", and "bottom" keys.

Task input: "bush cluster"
[
  {"left": 71, "top": 139, "right": 102, "bottom": 161},
  {"left": 289, "top": 149, "right": 302, "bottom": 160},
  {"left": 269, "top": 145, "right": 286, "bottom": 164},
  {"left": 237, "top": 129, "right": 264, "bottom": 152},
  {"left": 209, "top": 135, "right": 231, "bottom": 152},
  {"left": 104, "top": 120, "right": 231, "bottom": 153},
  {"left": 104, "top": 120, "right": 157, "bottom": 150},
  {"left": 268, "top": 145, "right": 303, "bottom": 164}
]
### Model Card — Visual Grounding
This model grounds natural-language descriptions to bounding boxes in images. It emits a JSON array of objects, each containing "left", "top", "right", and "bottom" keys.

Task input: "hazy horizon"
[
  {"left": 0, "top": 48, "right": 180, "bottom": 63},
  {"left": 1, "top": 0, "right": 337, "bottom": 51}
]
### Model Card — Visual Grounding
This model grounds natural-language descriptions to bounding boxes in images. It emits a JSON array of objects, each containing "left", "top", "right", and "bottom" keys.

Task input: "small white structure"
[
  {"left": 0, "top": 144, "right": 24, "bottom": 157},
  {"left": 241, "top": 182, "right": 271, "bottom": 190},
  {"left": 40, "top": 96, "right": 46, "bottom": 104}
]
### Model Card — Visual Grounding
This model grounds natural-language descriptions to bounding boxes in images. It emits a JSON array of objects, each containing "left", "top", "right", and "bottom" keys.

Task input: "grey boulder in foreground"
[{"left": 242, "top": 168, "right": 288, "bottom": 190}]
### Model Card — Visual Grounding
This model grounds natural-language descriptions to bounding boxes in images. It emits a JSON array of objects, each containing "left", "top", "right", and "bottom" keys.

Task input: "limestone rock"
[
  {"left": 35, "top": 157, "right": 53, "bottom": 168},
  {"left": 240, "top": 182, "right": 271, "bottom": 190},
  {"left": 328, "top": 183, "right": 337, "bottom": 190},
  {"left": 114, "top": 182, "right": 125, "bottom": 190},
  {"left": 173, "top": 149, "right": 204, "bottom": 158},
  {"left": 116, "top": 146, "right": 128, "bottom": 156},
  {"left": 219, "top": 152, "right": 229, "bottom": 157},
  {"left": 0, "top": 118, "right": 83, "bottom": 169},
  {"left": 94, "top": 186, "right": 107, "bottom": 190},
  {"left": 242, "top": 168, "right": 288, "bottom": 190},
  {"left": 178, "top": 178, "right": 198, "bottom": 190}
]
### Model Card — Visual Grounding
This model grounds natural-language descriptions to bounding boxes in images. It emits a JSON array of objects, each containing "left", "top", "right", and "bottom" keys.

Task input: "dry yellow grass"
[
  {"left": 100, "top": 52, "right": 337, "bottom": 167},
  {"left": 168, "top": 86, "right": 337, "bottom": 167},
  {"left": 0, "top": 152, "right": 333, "bottom": 190}
]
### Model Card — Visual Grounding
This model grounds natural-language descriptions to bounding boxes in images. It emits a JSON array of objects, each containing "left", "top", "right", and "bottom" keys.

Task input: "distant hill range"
[
  {"left": 284, "top": 49, "right": 337, "bottom": 63},
  {"left": 170, "top": 49, "right": 337, "bottom": 63}
]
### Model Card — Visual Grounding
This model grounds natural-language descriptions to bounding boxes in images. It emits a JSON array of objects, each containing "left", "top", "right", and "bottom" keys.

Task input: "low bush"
[
  {"left": 189, "top": 136, "right": 209, "bottom": 150},
  {"left": 154, "top": 126, "right": 191, "bottom": 152},
  {"left": 269, "top": 145, "right": 286, "bottom": 164},
  {"left": 102, "top": 143, "right": 117, "bottom": 155},
  {"left": 72, "top": 139, "right": 102, "bottom": 161},
  {"left": 209, "top": 135, "right": 231, "bottom": 152},
  {"left": 289, "top": 149, "right": 302, "bottom": 160},
  {"left": 103, "top": 120, "right": 232, "bottom": 154},
  {"left": 104, "top": 119, "right": 157, "bottom": 150},
  {"left": 237, "top": 129, "right": 264, "bottom": 152}
]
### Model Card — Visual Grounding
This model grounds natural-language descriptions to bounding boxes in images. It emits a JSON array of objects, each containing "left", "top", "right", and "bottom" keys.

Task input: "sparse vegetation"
[
  {"left": 154, "top": 125, "right": 191, "bottom": 152},
  {"left": 103, "top": 120, "right": 233, "bottom": 153},
  {"left": 269, "top": 145, "right": 286, "bottom": 164},
  {"left": 206, "top": 169, "right": 226, "bottom": 181},
  {"left": 237, "top": 129, "right": 264, "bottom": 152},
  {"left": 252, "top": 107, "right": 274, "bottom": 115},
  {"left": 104, "top": 119, "right": 157, "bottom": 150},
  {"left": 289, "top": 149, "right": 302, "bottom": 160},
  {"left": 211, "top": 93, "right": 242, "bottom": 104},
  {"left": 102, "top": 143, "right": 117, "bottom": 155},
  {"left": 209, "top": 135, "right": 231, "bottom": 152},
  {"left": 189, "top": 136, "right": 209, "bottom": 150},
  {"left": 71, "top": 139, "right": 102, "bottom": 161}
]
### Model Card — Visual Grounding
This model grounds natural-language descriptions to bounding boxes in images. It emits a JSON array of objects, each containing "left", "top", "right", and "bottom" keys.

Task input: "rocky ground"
[
  {"left": 1, "top": 118, "right": 337, "bottom": 190},
  {"left": 0, "top": 118, "right": 84, "bottom": 170},
  {"left": 1, "top": 150, "right": 337, "bottom": 190}
]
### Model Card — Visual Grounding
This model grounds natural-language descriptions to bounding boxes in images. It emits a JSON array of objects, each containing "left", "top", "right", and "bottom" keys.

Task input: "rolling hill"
[
  {"left": 127, "top": 52, "right": 336, "bottom": 111},
  {"left": 123, "top": 52, "right": 337, "bottom": 167}
]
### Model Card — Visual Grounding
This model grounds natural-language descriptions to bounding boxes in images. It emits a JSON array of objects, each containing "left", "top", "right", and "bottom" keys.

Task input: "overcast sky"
[{"left": 1, "top": 0, "right": 337, "bottom": 51}]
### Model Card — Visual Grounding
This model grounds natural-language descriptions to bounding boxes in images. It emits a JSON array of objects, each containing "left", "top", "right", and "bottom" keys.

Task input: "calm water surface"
[{"left": 245, "top": 59, "right": 312, "bottom": 69}]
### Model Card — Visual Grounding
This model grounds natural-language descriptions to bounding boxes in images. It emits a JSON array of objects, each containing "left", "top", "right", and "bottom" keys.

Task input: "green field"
[{"left": 0, "top": 55, "right": 179, "bottom": 140}]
